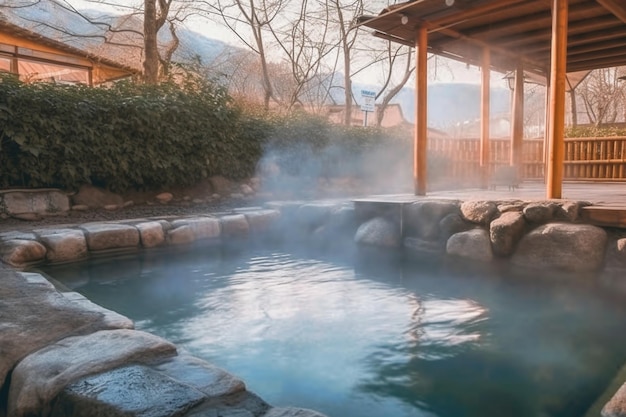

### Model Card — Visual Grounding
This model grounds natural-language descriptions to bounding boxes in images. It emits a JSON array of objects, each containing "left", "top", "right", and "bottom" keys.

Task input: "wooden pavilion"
[
  {"left": 0, "top": 18, "right": 137, "bottom": 85},
  {"left": 358, "top": 0, "right": 626, "bottom": 199}
]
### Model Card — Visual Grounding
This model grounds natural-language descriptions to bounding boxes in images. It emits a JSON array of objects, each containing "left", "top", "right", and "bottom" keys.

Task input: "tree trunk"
[
  {"left": 143, "top": 0, "right": 159, "bottom": 84},
  {"left": 569, "top": 89, "right": 577, "bottom": 127}
]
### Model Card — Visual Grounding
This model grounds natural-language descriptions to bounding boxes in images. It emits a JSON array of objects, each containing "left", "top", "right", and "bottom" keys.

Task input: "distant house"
[
  {"left": 0, "top": 17, "right": 138, "bottom": 85},
  {"left": 325, "top": 103, "right": 449, "bottom": 138}
]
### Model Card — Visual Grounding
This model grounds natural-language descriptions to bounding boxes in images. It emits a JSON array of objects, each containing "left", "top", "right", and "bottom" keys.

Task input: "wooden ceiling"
[{"left": 358, "top": 0, "right": 626, "bottom": 77}]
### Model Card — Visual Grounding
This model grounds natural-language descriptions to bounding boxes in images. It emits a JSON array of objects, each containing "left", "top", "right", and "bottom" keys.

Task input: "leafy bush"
[
  {"left": 0, "top": 74, "right": 263, "bottom": 191},
  {"left": 565, "top": 125, "right": 626, "bottom": 138}
]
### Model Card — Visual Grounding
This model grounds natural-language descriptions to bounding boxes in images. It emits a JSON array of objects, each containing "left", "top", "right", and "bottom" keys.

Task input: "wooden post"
[
  {"left": 480, "top": 48, "right": 491, "bottom": 189},
  {"left": 543, "top": 76, "right": 551, "bottom": 181},
  {"left": 415, "top": 25, "right": 428, "bottom": 195},
  {"left": 547, "top": 0, "right": 568, "bottom": 199},
  {"left": 510, "top": 61, "right": 524, "bottom": 174}
]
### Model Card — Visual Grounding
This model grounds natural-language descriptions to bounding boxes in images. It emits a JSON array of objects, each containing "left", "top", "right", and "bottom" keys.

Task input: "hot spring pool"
[{"left": 42, "top": 245, "right": 626, "bottom": 417}]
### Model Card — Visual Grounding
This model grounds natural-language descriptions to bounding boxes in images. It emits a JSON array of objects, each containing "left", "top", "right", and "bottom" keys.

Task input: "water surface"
[{"left": 43, "top": 245, "right": 626, "bottom": 417}]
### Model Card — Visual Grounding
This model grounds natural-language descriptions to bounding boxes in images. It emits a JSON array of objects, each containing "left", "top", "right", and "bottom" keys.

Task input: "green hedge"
[
  {"left": 0, "top": 75, "right": 263, "bottom": 192},
  {"left": 0, "top": 75, "right": 422, "bottom": 193}
]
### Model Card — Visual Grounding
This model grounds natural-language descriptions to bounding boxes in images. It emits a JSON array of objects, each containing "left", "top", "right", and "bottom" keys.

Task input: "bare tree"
[
  {"left": 578, "top": 67, "right": 626, "bottom": 127},
  {"left": 1, "top": 0, "right": 184, "bottom": 83},
  {"left": 373, "top": 42, "right": 414, "bottom": 126}
]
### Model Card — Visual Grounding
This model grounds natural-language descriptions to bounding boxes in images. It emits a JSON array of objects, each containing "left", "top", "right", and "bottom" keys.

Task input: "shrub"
[{"left": 0, "top": 74, "right": 263, "bottom": 192}]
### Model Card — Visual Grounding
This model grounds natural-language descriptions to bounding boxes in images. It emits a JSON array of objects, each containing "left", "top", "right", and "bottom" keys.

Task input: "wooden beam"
[
  {"left": 568, "top": 55, "right": 626, "bottom": 72},
  {"left": 480, "top": 47, "right": 491, "bottom": 189},
  {"left": 415, "top": 25, "right": 428, "bottom": 196},
  {"left": 547, "top": 0, "right": 568, "bottom": 199},
  {"left": 510, "top": 61, "right": 524, "bottom": 171},
  {"left": 431, "top": 0, "right": 527, "bottom": 27},
  {"left": 596, "top": 0, "right": 626, "bottom": 24}
]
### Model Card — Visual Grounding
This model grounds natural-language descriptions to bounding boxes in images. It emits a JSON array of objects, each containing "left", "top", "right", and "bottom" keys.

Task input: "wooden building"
[
  {"left": 359, "top": 0, "right": 626, "bottom": 198},
  {"left": 0, "top": 17, "right": 137, "bottom": 85}
]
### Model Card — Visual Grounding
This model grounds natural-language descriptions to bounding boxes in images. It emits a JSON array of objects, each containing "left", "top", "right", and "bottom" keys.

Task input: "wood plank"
[
  {"left": 596, "top": 0, "right": 626, "bottom": 23},
  {"left": 581, "top": 206, "right": 626, "bottom": 228}
]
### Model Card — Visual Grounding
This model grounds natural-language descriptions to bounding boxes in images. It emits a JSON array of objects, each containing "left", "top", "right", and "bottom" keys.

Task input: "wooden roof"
[{"left": 358, "top": 0, "right": 626, "bottom": 77}]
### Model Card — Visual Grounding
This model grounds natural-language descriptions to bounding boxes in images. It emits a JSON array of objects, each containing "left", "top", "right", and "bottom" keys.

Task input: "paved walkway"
[{"left": 359, "top": 181, "right": 626, "bottom": 208}]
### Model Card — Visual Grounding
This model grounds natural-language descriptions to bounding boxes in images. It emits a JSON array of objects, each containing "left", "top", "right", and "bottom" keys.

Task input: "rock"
[
  {"left": 497, "top": 201, "right": 526, "bottom": 213},
  {"left": 296, "top": 203, "right": 336, "bottom": 230},
  {"left": 104, "top": 204, "right": 119, "bottom": 211},
  {"left": 171, "top": 217, "right": 221, "bottom": 240},
  {"left": 244, "top": 210, "right": 281, "bottom": 234},
  {"left": 489, "top": 211, "right": 526, "bottom": 257},
  {"left": 460, "top": 201, "right": 498, "bottom": 225},
  {"left": 523, "top": 202, "right": 558, "bottom": 223},
  {"left": 221, "top": 214, "right": 250, "bottom": 238},
  {"left": 264, "top": 408, "right": 329, "bottom": 417},
  {"left": 250, "top": 177, "right": 262, "bottom": 192},
  {"left": 0, "top": 267, "right": 133, "bottom": 396},
  {"left": 72, "top": 185, "right": 123, "bottom": 209},
  {"left": 212, "top": 193, "right": 221, "bottom": 200},
  {"left": 512, "top": 223, "right": 607, "bottom": 272},
  {"left": 404, "top": 237, "right": 444, "bottom": 256},
  {"left": 439, "top": 213, "right": 472, "bottom": 241},
  {"left": 193, "top": 198, "right": 205, "bottom": 204},
  {"left": 154, "top": 354, "right": 245, "bottom": 398},
  {"left": 50, "top": 364, "right": 205, "bottom": 417},
  {"left": 80, "top": 223, "right": 140, "bottom": 251},
  {"left": 71, "top": 204, "right": 89, "bottom": 211},
  {"left": 0, "top": 239, "right": 47, "bottom": 267},
  {"left": 404, "top": 200, "right": 460, "bottom": 239},
  {"left": 156, "top": 192, "right": 174, "bottom": 204},
  {"left": 123, "top": 200, "right": 134, "bottom": 208},
  {"left": 557, "top": 201, "right": 586, "bottom": 222},
  {"left": 8, "top": 329, "right": 177, "bottom": 417},
  {"left": 446, "top": 228, "right": 493, "bottom": 262},
  {"left": 36, "top": 228, "right": 88, "bottom": 263},
  {"left": 2, "top": 189, "right": 69, "bottom": 215},
  {"left": 230, "top": 193, "right": 245, "bottom": 199},
  {"left": 618, "top": 238, "right": 626, "bottom": 255},
  {"left": 602, "top": 382, "right": 626, "bottom": 417},
  {"left": 210, "top": 176, "right": 236, "bottom": 196},
  {"left": 59, "top": 291, "right": 134, "bottom": 330},
  {"left": 168, "top": 225, "right": 196, "bottom": 245},
  {"left": 241, "top": 184, "right": 255, "bottom": 195},
  {"left": 354, "top": 217, "right": 401, "bottom": 248},
  {"left": 11, "top": 212, "right": 41, "bottom": 221},
  {"left": 135, "top": 221, "right": 165, "bottom": 248}
]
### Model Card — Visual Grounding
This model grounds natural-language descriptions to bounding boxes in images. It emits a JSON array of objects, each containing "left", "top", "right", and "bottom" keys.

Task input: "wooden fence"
[{"left": 428, "top": 136, "right": 626, "bottom": 181}]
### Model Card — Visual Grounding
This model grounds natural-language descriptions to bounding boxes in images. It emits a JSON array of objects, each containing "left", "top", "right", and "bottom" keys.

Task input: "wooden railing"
[{"left": 428, "top": 136, "right": 626, "bottom": 181}]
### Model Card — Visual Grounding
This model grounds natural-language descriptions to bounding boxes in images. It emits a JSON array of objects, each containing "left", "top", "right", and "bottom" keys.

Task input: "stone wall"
[{"left": 1, "top": 197, "right": 626, "bottom": 417}]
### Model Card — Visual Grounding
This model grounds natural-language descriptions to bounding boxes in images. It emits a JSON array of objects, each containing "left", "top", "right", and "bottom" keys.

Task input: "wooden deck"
[{"left": 354, "top": 181, "right": 626, "bottom": 229}]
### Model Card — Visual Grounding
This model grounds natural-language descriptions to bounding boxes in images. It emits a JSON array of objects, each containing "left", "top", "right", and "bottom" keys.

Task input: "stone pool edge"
[{"left": 1, "top": 197, "right": 626, "bottom": 417}]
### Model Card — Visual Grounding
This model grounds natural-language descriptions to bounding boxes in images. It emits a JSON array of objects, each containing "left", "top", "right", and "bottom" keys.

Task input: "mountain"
[{"left": 2, "top": 1, "right": 510, "bottom": 128}]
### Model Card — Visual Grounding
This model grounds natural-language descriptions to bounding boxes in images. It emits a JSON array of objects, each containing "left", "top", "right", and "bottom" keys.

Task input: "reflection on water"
[{"left": 42, "top": 245, "right": 626, "bottom": 417}]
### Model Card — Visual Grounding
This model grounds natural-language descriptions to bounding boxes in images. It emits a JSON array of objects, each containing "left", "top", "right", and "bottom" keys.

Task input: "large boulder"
[
  {"left": 460, "top": 201, "right": 498, "bottom": 225},
  {"left": 209, "top": 176, "right": 236, "bottom": 196},
  {"left": 71, "top": 184, "right": 123, "bottom": 209},
  {"left": 8, "top": 329, "right": 177, "bottom": 417},
  {"left": 80, "top": 223, "right": 140, "bottom": 251},
  {"left": 171, "top": 217, "right": 221, "bottom": 241},
  {"left": 489, "top": 211, "right": 526, "bottom": 257},
  {"left": 0, "top": 239, "right": 47, "bottom": 266},
  {"left": 221, "top": 214, "right": 250, "bottom": 238},
  {"left": 36, "top": 228, "right": 88, "bottom": 263},
  {"left": 354, "top": 216, "right": 401, "bottom": 248},
  {"left": 135, "top": 221, "right": 166, "bottom": 248},
  {"left": 602, "top": 382, "right": 626, "bottom": 417},
  {"left": 264, "top": 408, "right": 329, "bottom": 417},
  {"left": 243, "top": 210, "right": 281, "bottom": 234},
  {"left": 439, "top": 213, "right": 472, "bottom": 241},
  {"left": 50, "top": 364, "right": 205, "bottom": 417},
  {"left": 404, "top": 200, "right": 460, "bottom": 240},
  {"left": 1, "top": 189, "right": 69, "bottom": 216},
  {"left": 0, "top": 268, "right": 133, "bottom": 396},
  {"left": 446, "top": 228, "right": 493, "bottom": 262},
  {"left": 511, "top": 222, "right": 607, "bottom": 272},
  {"left": 523, "top": 202, "right": 558, "bottom": 224}
]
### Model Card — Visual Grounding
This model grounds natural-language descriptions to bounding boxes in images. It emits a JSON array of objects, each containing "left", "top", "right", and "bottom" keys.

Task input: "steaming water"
[{"left": 43, "top": 245, "right": 626, "bottom": 417}]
